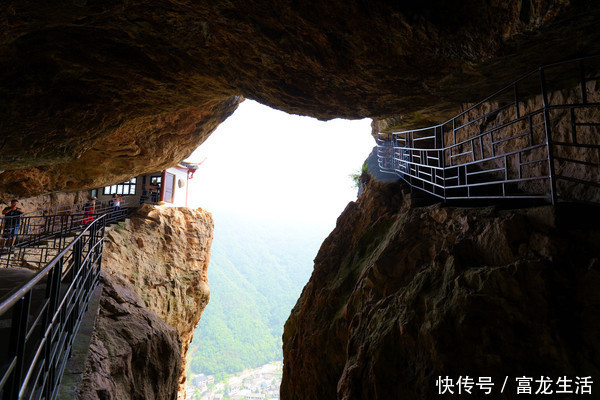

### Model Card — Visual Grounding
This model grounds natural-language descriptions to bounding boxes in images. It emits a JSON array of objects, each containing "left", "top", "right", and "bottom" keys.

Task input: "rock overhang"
[{"left": 1, "top": 0, "right": 599, "bottom": 198}]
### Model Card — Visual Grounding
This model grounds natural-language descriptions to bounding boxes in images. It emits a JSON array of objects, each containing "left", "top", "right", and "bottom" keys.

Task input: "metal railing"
[
  {"left": 0, "top": 216, "right": 105, "bottom": 399},
  {"left": 19, "top": 197, "right": 134, "bottom": 220},
  {"left": 377, "top": 56, "right": 600, "bottom": 204},
  {"left": 0, "top": 198, "right": 138, "bottom": 399},
  {"left": 1, "top": 214, "right": 86, "bottom": 271},
  {"left": 0, "top": 200, "right": 134, "bottom": 267}
]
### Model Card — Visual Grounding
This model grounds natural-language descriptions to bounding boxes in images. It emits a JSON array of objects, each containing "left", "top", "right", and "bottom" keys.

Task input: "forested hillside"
[{"left": 187, "top": 210, "right": 331, "bottom": 379}]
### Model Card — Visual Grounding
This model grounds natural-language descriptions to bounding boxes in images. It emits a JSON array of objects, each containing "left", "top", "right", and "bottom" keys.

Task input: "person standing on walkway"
[
  {"left": 2, "top": 199, "right": 24, "bottom": 249},
  {"left": 149, "top": 183, "right": 160, "bottom": 203},
  {"left": 112, "top": 193, "right": 122, "bottom": 212},
  {"left": 83, "top": 197, "right": 96, "bottom": 225}
]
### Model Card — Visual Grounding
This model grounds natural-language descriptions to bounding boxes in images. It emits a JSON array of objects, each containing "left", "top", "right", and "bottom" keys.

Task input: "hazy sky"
[{"left": 187, "top": 100, "right": 375, "bottom": 227}]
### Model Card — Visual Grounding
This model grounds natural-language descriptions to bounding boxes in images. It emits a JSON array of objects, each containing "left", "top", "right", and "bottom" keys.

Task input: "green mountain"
[{"left": 187, "top": 210, "right": 331, "bottom": 379}]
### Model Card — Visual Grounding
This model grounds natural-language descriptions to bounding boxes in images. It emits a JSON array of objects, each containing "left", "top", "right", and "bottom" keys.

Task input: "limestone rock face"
[
  {"left": 1, "top": 190, "right": 89, "bottom": 213},
  {"left": 0, "top": 97, "right": 241, "bottom": 199},
  {"left": 1, "top": 1, "right": 600, "bottom": 197},
  {"left": 78, "top": 273, "right": 182, "bottom": 400},
  {"left": 281, "top": 177, "right": 600, "bottom": 399},
  {"left": 80, "top": 205, "right": 213, "bottom": 400}
]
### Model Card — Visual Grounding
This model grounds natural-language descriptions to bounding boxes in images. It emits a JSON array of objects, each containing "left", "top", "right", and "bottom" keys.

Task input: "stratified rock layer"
[
  {"left": 2, "top": 190, "right": 89, "bottom": 213},
  {"left": 1, "top": 1, "right": 600, "bottom": 197},
  {"left": 0, "top": 97, "right": 241, "bottom": 199},
  {"left": 80, "top": 205, "right": 213, "bottom": 400},
  {"left": 281, "top": 177, "right": 600, "bottom": 399}
]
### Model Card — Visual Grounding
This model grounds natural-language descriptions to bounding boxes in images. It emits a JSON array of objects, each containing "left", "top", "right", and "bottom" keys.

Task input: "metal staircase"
[{"left": 377, "top": 56, "right": 600, "bottom": 205}]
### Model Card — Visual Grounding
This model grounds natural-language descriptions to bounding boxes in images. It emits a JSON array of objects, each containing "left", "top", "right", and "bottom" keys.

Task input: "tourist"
[
  {"left": 83, "top": 197, "right": 96, "bottom": 225},
  {"left": 2, "top": 199, "right": 24, "bottom": 249},
  {"left": 143, "top": 183, "right": 160, "bottom": 203},
  {"left": 150, "top": 183, "right": 160, "bottom": 203},
  {"left": 112, "top": 193, "right": 122, "bottom": 212}
]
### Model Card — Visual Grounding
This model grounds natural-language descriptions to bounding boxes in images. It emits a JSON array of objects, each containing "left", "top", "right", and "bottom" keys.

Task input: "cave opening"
[
  {"left": 182, "top": 99, "right": 374, "bottom": 398},
  {"left": 0, "top": 2, "right": 599, "bottom": 398}
]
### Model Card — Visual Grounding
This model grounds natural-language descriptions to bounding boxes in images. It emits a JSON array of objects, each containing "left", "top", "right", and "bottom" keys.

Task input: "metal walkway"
[
  {"left": 0, "top": 199, "right": 132, "bottom": 270},
  {"left": 377, "top": 56, "right": 600, "bottom": 204},
  {"left": 0, "top": 200, "right": 135, "bottom": 399}
]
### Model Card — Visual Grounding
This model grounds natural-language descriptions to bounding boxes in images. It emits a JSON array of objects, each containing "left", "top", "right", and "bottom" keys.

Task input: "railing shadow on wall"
[
  {"left": 0, "top": 215, "right": 105, "bottom": 400},
  {"left": 377, "top": 55, "right": 600, "bottom": 204}
]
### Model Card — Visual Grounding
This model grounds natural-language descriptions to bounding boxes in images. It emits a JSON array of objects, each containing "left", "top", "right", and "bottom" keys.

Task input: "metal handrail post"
[
  {"left": 436, "top": 125, "right": 446, "bottom": 200},
  {"left": 540, "top": 67, "right": 558, "bottom": 205},
  {"left": 73, "top": 233, "right": 83, "bottom": 282},
  {"left": 49, "top": 258, "right": 64, "bottom": 319},
  {"left": 7, "top": 291, "right": 31, "bottom": 400},
  {"left": 42, "top": 260, "right": 61, "bottom": 396},
  {"left": 98, "top": 217, "right": 106, "bottom": 262}
]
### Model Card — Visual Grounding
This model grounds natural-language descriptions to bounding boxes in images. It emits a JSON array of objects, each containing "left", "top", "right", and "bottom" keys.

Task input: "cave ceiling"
[{"left": 1, "top": 0, "right": 599, "bottom": 198}]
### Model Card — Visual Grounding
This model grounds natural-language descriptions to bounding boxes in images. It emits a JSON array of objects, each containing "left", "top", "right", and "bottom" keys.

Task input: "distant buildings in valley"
[
  {"left": 187, "top": 362, "right": 281, "bottom": 400},
  {"left": 192, "top": 374, "right": 215, "bottom": 391}
]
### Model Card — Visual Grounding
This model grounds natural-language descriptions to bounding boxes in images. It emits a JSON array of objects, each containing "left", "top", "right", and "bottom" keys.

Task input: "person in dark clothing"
[
  {"left": 2, "top": 199, "right": 24, "bottom": 248},
  {"left": 150, "top": 185, "right": 160, "bottom": 202},
  {"left": 143, "top": 184, "right": 160, "bottom": 203}
]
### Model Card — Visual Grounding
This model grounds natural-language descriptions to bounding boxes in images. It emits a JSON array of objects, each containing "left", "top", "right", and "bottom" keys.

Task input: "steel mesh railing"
[{"left": 377, "top": 56, "right": 600, "bottom": 204}]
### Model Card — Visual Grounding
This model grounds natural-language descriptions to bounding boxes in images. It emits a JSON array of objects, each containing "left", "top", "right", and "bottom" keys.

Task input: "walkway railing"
[
  {"left": 0, "top": 216, "right": 105, "bottom": 399},
  {"left": 1, "top": 213, "right": 87, "bottom": 271},
  {"left": 0, "top": 199, "right": 134, "bottom": 266},
  {"left": 19, "top": 197, "right": 133, "bottom": 221},
  {"left": 377, "top": 56, "right": 600, "bottom": 204},
  {"left": 0, "top": 199, "right": 137, "bottom": 399}
]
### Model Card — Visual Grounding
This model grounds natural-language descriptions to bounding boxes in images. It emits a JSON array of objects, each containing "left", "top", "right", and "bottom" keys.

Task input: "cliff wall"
[
  {"left": 79, "top": 205, "right": 213, "bottom": 400},
  {"left": 281, "top": 177, "right": 600, "bottom": 399},
  {"left": 77, "top": 273, "right": 182, "bottom": 400}
]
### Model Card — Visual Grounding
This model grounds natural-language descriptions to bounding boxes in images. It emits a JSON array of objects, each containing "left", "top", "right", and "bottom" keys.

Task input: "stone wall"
[{"left": 450, "top": 77, "right": 600, "bottom": 202}]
